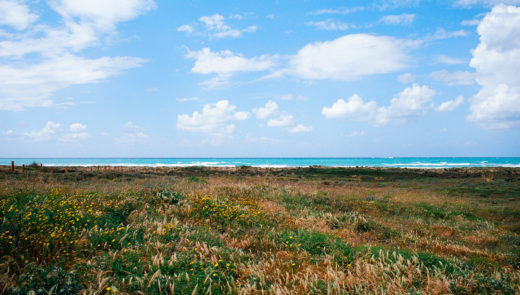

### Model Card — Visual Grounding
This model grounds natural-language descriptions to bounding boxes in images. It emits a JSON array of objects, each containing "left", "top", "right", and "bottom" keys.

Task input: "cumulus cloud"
[
  {"left": 288, "top": 34, "right": 412, "bottom": 81},
  {"left": 379, "top": 13, "right": 415, "bottom": 25},
  {"left": 61, "top": 123, "right": 88, "bottom": 141},
  {"left": 322, "top": 94, "right": 377, "bottom": 120},
  {"left": 24, "top": 121, "right": 61, "bottom": 141},
  {"left": 0, "top": 0, "right": 153, "bottom": 111},
  {"left": 267, "top": 115, "right": 294, "bottom": 127},
  {"left": 178, "top": 14, "right": 256, "bottom": 39},
  {"left": 186, "top": 48, "right": 275, "bottom": 88},
  {"left": 305, "top": 19, "right": 352, "bottom": 30},
  {"left": 177, "top": 100, "right": 250, "bottom": 137},
  {"left": 288, "top": 124, "right": 312, "bottom": 133},
  {"left": 69, "top": 123, "right": 86, "bottom": 132},
  {"left": 0, "top": 0, "right": 39, "bottom": 30},
  {"left": 467, "top": 5, "right": 520, "bottom": 128},
  {"left": 430, "top": 70, "right": 476, "bottom": 85},
  {"left": 322, "top": 84, "right": 435, "bottom": 126},
  {"left": 22, "top": 121, "right": 89, "bottom": 142},
  {"left": 436, "top": 96, "right": 465, "bottom": 111},
  {"left": 253, "top": 100, "right": 278, "bottom": 119}
]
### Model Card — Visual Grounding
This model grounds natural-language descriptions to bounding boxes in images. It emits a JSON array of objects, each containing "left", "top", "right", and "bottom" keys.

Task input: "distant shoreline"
[{"left": 1, "top": 157, "right": 519, "bottom": 169}]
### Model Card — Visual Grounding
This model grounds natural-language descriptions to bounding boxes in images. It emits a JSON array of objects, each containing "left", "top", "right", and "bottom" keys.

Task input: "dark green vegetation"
[{"left": 1, "top": 166, "right": 519, "bottom": 294}]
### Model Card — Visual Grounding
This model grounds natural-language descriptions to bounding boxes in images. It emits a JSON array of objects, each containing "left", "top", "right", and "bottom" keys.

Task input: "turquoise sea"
[{"left": 1, "top": 158, "right": 519, "bottom": 168}]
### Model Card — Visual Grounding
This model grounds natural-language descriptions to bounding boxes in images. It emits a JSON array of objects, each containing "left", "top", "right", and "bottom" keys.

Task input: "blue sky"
[{"left": 1, "top": 0, "right": 519, "bottom": 157}]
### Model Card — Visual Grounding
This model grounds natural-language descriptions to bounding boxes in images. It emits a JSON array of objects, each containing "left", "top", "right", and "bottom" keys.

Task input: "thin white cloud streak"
[
  {"left": 379, "top": 13, "right": 415, "bottom": 25},
  {"left": 178, "top": 14, "right": 257, "bottom": 39},
  {"left": 0, "top": 0, "right": 154, "bottom": 111},
  {"left": 305, "top": 20, "right": 352, "bottom": 30},
  {"left": 430, "top": 70, "right": 475, "bottom": 85}
]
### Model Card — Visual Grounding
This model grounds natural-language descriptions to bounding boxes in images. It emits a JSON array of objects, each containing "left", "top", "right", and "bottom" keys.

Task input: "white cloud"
[
  {"left": 253, "top": 100, "right": 278, "bottom": 119},
  {"left": 177, "top": 100, "right": 249, "bottom": 136},
  {"left": 425, "top": 28, "right": 469, "bottom": 42},
  {"left": 305, "top": 19, "right": 352, "bottom": 31},
  {"left": 398, "top": 73, "right": 414, "bottom": 83},
  {"left": 0, "top": 0, "right": 39, "bottom": 30},
  {"left": 288, "top": 34, "right": 411, "bottom": 81},
  {"left": 309, "top": 7, "right": 365, "bottom": 15},
  {"left": 430, "top": 70, "right": 475, "bottom": 85},
  {"left": 21, "top": 121, "right": 90, "bottom": 142},
  {"left": 24, "top": 121, "right": 61, "bottom": 141},
  {"left": 69, "top": 123, "right": 86, "bottom": 132},
  {"left": 267, "top": 115, "right": 294, "bottom": 127},
  {"left": 188, "top": 48, "right": 274, "bottom": 75},
  {"left": 117, "top": 121, "right": 148, "bottom": 144},
  {"left": 178, "top": 14, "right": 257, "bottom": 39},
  {"left": 0, "top": 55, "right": 145, "bottom": 110},
  {"left": 177, "top": 24, "right": 193, "bottom": 34},
  {"left": 0, "top": 0, "right": 153, "bottom": 111},
  {"left": 186, "top": 48, "right": 275, "bottom": 88},
  {"left": 50, "top": 0, "right": 156, "bottom": 31},
  {"left": 436, "top": 55, "right": 467, "bottom": 65},
  {"left": 176, "top": 97, "right": 199, "bottom": 102},
  {"left": 455, "top": 0, "right": 520, "bottom": 7},
  {"left": 276, "top": 94, "right": 306, "bottom": 101},
  {"left": 380, "top": 13, "right": 415, "bottom": 25},
  {"left": 322, "top": 84, "right": 435, "bottom": 126},
  {"left": 378, "top": 84, "right": 436, "bottom": 125},
  {"left": 61, "top": 123, "right": 88, "bottom": 142},
  {"left": 322, "top": 94, "right": 377, "bottom": 120},
  {"left": 467, "top": 5, "right": 520, "bottom": 128},
  {"left": 436, "top": 96, "right": 465, "bottom": 111},
  {"left": 288, "top": 124, "right": 312, "bottom": 133}
]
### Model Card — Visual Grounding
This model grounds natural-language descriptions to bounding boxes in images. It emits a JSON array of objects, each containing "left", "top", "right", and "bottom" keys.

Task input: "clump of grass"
[{"left": 188, "top": 193, "right": 263, "bottom": 227}]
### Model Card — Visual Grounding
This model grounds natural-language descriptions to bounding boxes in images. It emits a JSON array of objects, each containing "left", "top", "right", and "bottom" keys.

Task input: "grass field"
[{"left": 1, "top": 166, "right": 519, "bottom": 294}]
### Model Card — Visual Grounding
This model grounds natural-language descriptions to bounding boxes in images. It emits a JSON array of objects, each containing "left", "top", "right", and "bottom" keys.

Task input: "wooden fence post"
[
  {"left": 11, "top": 161, "right": 14, "bottom": 172},
  {"left": 22, "top": 164, "right": 25, "bottom": 173},
  {"left": 39, "top": 164, "right": 43, "bottom": 173}
]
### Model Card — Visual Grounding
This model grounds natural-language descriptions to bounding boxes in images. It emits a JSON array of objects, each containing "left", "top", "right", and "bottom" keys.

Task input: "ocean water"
[{"left": 1, "top": 158, "right": 520, "bottom": 168}]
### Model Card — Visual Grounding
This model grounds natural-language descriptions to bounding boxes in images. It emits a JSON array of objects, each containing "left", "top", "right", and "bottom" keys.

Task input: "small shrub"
[{"left": 10, "top": 265, "right": 83, "bottom": 295}]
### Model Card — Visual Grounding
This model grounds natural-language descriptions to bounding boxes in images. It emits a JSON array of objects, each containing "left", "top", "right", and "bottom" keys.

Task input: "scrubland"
[{"left": 1, "top": 166, "right": 519, "bottom": 294}]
